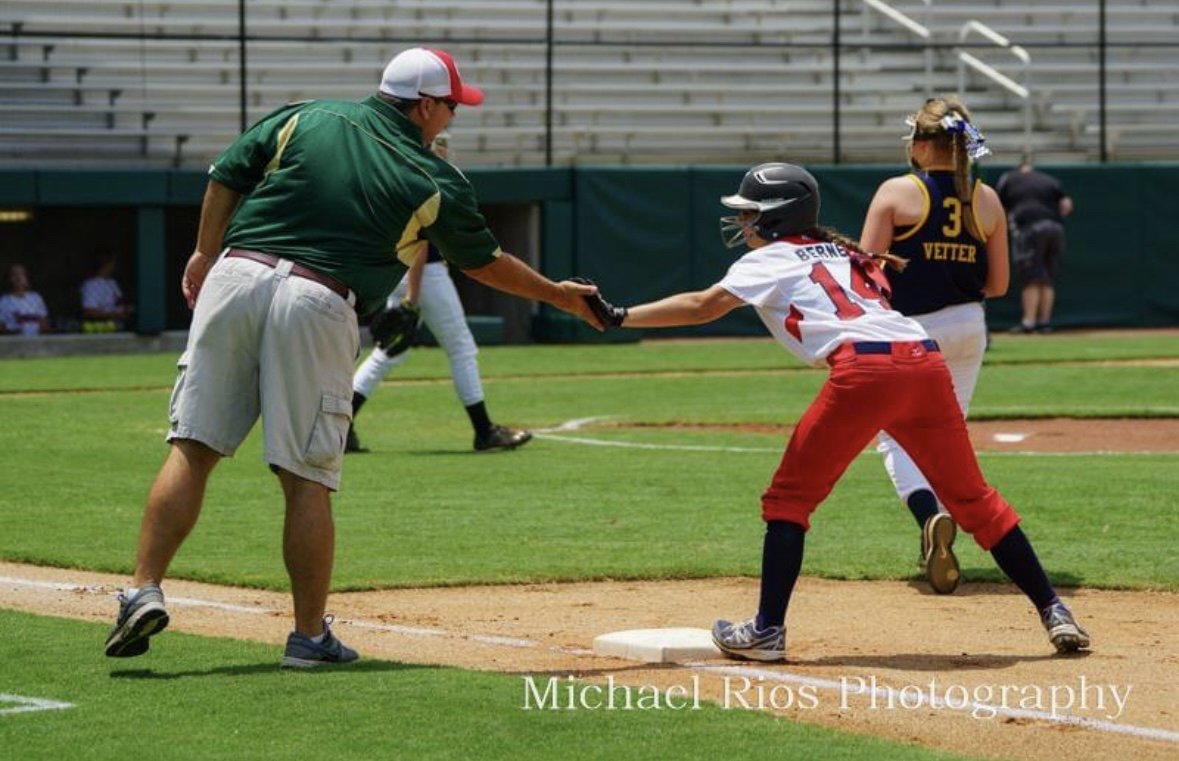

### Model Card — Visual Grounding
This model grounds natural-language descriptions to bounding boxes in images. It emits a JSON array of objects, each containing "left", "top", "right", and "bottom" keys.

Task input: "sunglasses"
[{"left": 419, "top": 93, "right": 457, "bottom": 113}]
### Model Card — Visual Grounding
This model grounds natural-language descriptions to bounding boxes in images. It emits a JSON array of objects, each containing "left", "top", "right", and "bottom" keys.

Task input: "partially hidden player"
[
  {"left": 859, "top": 95, "right": 1009, "bottom": 594},
  {"left": 582, "top": 162, "right": 1088, "bottom": 662},
  {"left": 996, "top": 156, "right": 1073, "bottom": 335},
  {"left": 348, "top": 132, "right": 532, "bottom": 454}
]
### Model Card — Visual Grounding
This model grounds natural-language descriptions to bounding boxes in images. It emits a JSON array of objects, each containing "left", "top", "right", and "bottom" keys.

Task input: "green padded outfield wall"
[
  {"left": 568, "top": 164, "right": 1179, "bottom": 334},
  {"left": 0, "top": 165, "right": 1175, "bottom": 336}
]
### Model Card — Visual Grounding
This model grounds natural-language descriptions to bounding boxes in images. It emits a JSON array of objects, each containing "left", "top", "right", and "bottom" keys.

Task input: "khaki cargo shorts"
[{"left": 167, "top": 252, "right": 359, "bottom": 490}]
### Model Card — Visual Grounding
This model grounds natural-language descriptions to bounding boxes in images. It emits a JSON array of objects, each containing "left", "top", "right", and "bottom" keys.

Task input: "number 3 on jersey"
[
  {"left": 785, "top": 262, "right": 889, "bottom": 341},
  {"left": 942, "top": 197, "right": 963, "bottom": 237}
]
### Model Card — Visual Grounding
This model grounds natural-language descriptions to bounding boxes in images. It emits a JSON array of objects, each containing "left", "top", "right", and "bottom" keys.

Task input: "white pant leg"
[
  {"left": 418, "top": 262, "right": 483, "bottom": 406},
  {"left": 877, "top": 302, "right": 988, "bottom": 501},
  {"left": 351, "top": 278, "right": 411, "bottom": 399}
]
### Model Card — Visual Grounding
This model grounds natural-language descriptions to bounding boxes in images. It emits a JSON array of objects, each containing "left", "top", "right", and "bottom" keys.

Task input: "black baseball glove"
[
  {"left": 571, "top": 277, "right": 628, "bottom": 328},
  {"left": 369, "top": 298, "right": 422, "bottom": 356}
]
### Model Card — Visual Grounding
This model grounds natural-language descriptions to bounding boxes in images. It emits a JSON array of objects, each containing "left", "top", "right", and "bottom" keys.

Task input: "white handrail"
[
  {"left": 861, "top": 0, "right": 933, "bottom": 94},
  {"left": 956, "top": 19, "right": 1032, "bottom": 156},
  {"left": 959, "top": 20, "right": 1030, "bottom": 64},
  {"left": 958, "top": 52, "right": 1028, "bottom": 99},
  {"left": 862, "top": 0, "right": 931, "bottom": 39}
]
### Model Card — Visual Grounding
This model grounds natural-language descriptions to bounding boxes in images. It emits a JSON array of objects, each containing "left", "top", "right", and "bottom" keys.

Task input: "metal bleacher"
[{"left": 1, "top": 0, "right": 1175, "bottom": 168}]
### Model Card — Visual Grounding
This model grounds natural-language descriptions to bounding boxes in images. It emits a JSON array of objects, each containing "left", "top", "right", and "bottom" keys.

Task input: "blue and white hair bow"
[{"left": 940, "top": 112, "right": 991, "bottom": 160}]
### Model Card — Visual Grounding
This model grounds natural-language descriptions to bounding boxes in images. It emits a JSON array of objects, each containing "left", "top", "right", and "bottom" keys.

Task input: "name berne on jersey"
[
  {"left": 794, "top": 242, "right": 847, "bottom": 262},
  {"left": 922, "top": 241, "right": 977, "bottom": 263}
]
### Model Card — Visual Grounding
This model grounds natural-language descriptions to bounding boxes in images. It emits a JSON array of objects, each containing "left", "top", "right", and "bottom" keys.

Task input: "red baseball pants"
[{"left": 761, "top": 342, "right": 1019, "bottom": 550}]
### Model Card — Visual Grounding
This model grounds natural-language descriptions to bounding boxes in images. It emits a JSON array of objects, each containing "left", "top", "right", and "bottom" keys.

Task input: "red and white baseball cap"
[{"left": 379, "top": 47, "right": 484, "bottom": 107}]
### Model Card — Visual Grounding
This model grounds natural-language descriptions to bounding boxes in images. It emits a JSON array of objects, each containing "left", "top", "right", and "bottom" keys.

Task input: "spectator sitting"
[
  {"left": 0, "top": 263, "right": 51, "bottom": 336},
  {"left": 81, "top": 250, "right": 134, "bottom": 333}
]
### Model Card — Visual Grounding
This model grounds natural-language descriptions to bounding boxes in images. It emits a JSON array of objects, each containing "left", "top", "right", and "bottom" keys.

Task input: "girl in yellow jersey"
[{"left": 860, "top": 96, "right": 1010, "bottom": 595}]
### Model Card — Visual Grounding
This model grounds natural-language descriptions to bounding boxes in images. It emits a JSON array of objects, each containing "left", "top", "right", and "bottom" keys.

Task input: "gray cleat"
[
  {"left": 104, "top": 584, "right": 169, "bottom": 658},
  {"left": 1041, "top": 602, "right": 1091, "bottom": 654},
  {"left": 711, "top": 617, "right": 786, "bottom": 662},
  {"left": 281, "top": 616, "right": 359, "bottom": 669}
]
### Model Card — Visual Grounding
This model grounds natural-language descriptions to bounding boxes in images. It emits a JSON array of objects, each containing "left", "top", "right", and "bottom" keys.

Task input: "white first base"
[{"left": 592, "top": 628, "right": 720, "bottom": 663}]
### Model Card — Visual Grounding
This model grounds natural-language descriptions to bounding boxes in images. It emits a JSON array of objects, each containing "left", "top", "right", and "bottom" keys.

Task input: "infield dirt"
[{"left": 619, "top": 417, "right": 1179, "bottom": 453}]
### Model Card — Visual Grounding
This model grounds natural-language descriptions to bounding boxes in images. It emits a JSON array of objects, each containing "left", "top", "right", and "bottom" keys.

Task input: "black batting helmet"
[{"left": 719, "top": 163, "right": 820, "bottom": 248}]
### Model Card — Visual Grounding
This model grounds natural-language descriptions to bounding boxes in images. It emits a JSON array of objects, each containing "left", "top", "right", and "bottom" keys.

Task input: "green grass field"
[
  {"left": 1, "top": 332, "right": 1176, "bottom": 760},
  {"left": 0, "top": 610, "right": 979, "bottom": 761}
]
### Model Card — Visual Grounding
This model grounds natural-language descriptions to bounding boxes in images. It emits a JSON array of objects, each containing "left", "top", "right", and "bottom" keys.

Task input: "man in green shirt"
[{"left": 104, "top": 47, "right": 602, "bottom": 667}]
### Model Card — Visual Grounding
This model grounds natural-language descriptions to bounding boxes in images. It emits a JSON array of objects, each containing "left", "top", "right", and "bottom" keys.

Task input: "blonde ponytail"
[{"left": 952, "top": 133, "right": 984, "bottom": 240}]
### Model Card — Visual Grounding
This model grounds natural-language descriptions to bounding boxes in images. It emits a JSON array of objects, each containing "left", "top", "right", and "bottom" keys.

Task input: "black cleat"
[
  {"left": 344, "top": 424, "right": 368, "bottom": 454},
  {"left": 474, "top": 425, "right": 533, "bottom": 452}
]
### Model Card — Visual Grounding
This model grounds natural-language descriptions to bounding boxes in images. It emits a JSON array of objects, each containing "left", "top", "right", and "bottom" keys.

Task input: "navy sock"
[
  {"left": 990, "top": 526, "right": 1059, "bottom": 611},
  {"left": 906, "top": 489, "right": 940, "bottom": 529},
  {"left": 351, "top": 391, "right": 367, "bottom": 417},
  {"left": 756, "top": 520, "right": 806, "bottom": 630},
  {"left": 465, "top": 401, "right": 492, "bottom": 438}
]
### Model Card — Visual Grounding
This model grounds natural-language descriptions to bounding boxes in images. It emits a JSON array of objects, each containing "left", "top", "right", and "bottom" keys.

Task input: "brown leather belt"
[{"left": 225, "top": 249, "right": 352, "bottom": 302}]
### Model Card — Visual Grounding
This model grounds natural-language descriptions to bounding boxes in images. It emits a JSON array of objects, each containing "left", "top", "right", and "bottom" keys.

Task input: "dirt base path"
[
  {"left": 2, "top": 562, "right": 1176, "bottom": 761},
  {"left": 613, "top": 418, "right": 1179, "bottom": 454}
]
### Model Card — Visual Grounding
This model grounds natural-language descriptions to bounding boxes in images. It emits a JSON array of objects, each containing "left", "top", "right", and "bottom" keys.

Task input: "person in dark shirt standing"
[{"left": 996, "top": 158, "right": 1073, "bottom": 334}]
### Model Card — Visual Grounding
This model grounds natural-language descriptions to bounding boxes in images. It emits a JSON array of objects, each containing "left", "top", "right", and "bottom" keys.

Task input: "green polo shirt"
[{"left": 210, "top": 96, "right": 500, "bottom": 314}]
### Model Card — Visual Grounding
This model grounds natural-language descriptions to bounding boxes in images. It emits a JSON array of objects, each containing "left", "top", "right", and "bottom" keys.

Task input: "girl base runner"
[{"left": 589, "top": 162, "right": 1088, "bottom": 661}]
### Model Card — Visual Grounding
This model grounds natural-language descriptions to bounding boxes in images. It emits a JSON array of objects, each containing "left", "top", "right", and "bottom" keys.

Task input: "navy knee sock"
[
  {"left": 351, "top": 391, "right": 367, "bottom": 417},
  {"left": 465, "top": 401, "right": 493, "bottom": 438},
  {"left": 756, "top": 520, "right": 806, "bottom": 630},
  {"left": 990, "top": 526, "right": 1059, "bottom": 611},
  {"left": 906, "top": 489, "right": 940, "bottom": 529}
]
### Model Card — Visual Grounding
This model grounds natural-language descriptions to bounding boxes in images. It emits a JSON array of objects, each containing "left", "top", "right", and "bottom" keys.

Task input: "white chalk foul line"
[
  {"left": 532, "top": 417, "right": 1177, "bottom": 456},
  {"left": 534, "top": 415, "right": 779, "bottom": 453},
  {"left": 688, "top": 663, "right": 1179, "bottom": 746},
  {"left": 0, "top": 577, "right": 103, "bottom": 593},
  {"left": 0, "top": 694, "right": 74, "bottom": 717},
  {"left": 534, "top": 433, "right": 779, "bottom": 453},
  {"left": 347, "top": 620, "right": 446, "bottom": 638},
  {"left": 0, "top": 577, "right": 585, "bottom": 659},
  {"left": 533, "top": 415, "right": 616, "bottom": 433},
  {"left": 169, "top": 596, "right": 275, "bottom": 615},
  {"left": 4, "top": 575, "right": 1177, "bottom": 744}
]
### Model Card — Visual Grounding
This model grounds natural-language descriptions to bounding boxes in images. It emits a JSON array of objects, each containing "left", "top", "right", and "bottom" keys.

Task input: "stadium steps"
[{"left": 0, "top": 0, "right": 1174, "bottom": 166}]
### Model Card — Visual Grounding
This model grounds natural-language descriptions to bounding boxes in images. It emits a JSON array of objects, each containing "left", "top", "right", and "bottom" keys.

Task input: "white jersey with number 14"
[{"left": 718, "top": 237, "right": 929, "bottom": 367}]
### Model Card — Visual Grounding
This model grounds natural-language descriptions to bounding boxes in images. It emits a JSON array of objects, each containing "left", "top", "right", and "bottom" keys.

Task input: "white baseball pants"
[
  {"left": 876, "top": 301, "right": 988, "bottom": 501},
  {"left": 352, "top": 261, "right": 484, "bottom": 406}
]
